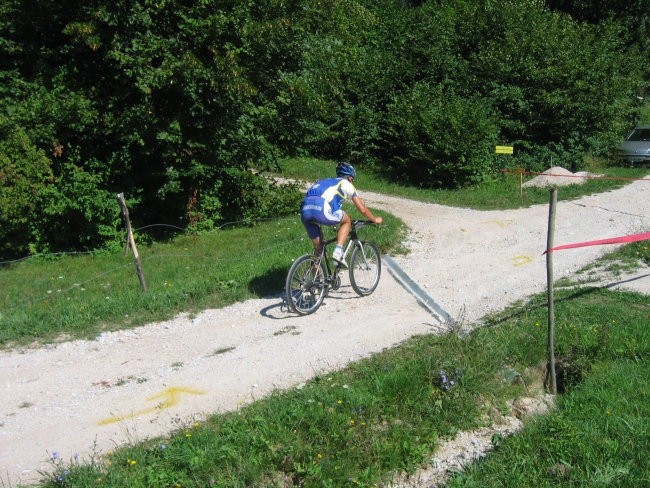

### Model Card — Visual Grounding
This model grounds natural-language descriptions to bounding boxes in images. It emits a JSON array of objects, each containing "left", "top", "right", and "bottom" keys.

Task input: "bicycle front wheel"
[
  {"left": 285, "top": 254, "right": 327, "bottom": 314},
  {"left": 349, "top": 241, "right": 381, "bottom": 296}
]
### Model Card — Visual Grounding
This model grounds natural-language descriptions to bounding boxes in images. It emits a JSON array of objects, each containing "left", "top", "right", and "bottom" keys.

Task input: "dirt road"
[{"left": 1, "top": 177, "right": 649, "bottom": 486}]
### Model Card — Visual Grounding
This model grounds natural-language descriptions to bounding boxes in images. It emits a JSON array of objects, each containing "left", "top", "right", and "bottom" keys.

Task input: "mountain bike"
[{"left": 285, "top": 220, "right": 381, "bottom": 315}]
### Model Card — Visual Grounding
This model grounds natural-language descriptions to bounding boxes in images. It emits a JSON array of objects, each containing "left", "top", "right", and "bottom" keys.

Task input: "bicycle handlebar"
[{"left": 353, "top": 220, "right": 376, "bottom": 229}]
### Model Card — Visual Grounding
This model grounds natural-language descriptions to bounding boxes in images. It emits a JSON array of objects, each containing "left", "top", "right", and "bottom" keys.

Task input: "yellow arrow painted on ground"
[
  {"left": 512, "top": 255, "right": 533, "bottom": 267},
  {"left": 98, "top": 386, "right": 205, "bottom": 426},
  {"left": 482, "top": 219, "right": 512, "bottom": 228}
]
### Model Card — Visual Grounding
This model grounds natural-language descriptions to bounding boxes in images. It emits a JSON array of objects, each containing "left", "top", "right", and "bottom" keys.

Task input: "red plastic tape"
[{"left": 546, "top": 232, "right": 650, "bottom": 253}]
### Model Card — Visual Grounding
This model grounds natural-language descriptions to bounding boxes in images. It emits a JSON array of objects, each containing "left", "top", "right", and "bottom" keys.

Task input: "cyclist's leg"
[
  {"left": 305, "top": 222, "right": 322, "bottom": 255},
  {"left": 336, "top": 212, "right": 351, "bottom": 247},
  {"left": 310, "top": 224, "right": 324, "bottom": 258}
]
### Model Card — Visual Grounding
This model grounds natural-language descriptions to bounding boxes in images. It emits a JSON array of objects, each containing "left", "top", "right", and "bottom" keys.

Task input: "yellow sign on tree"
[{"left": 495, "top": 145, "right": 514, "bottom": 154}]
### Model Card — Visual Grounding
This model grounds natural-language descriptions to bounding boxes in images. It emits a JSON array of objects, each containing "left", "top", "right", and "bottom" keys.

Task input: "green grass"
[
  {"left": 275, "top": 157, "right": 649, "bottom": 210},
  {"left": 0, "top": 213, "right": 405, "bottom": 348},
  {"left": 446, "top": 289, "right": 650, "bottom": 487},
  {"left": 38, "top": 279, "right": 650, "bottom": 487}
]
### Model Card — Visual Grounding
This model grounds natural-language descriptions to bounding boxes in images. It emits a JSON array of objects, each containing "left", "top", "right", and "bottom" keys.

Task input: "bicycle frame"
[{"left": 314, "top": 220, "right": 368, "bottom": 282}]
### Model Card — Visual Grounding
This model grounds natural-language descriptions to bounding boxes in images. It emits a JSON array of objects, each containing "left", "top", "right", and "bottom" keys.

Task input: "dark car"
[{"left": 618, "top": 125, "right": 650, "bottom": 166}]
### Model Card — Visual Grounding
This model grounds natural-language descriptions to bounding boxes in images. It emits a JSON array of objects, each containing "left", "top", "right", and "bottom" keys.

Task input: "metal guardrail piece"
[{"left": 383, "top": 255, "right": 454, "bottom": 325}]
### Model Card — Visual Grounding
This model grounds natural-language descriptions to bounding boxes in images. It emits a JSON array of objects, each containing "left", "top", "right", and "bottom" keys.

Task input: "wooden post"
[
  {"left": 546, "top": 188, "right": 557, "bottom": 395},
  {"left": 117, "top": 193, "right": 148, "bottom": 292}
]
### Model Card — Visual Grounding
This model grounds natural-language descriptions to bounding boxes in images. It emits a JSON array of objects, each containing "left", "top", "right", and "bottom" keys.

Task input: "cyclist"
[{"left": 300, "top": 161, "right": 383, "bottom": 267}]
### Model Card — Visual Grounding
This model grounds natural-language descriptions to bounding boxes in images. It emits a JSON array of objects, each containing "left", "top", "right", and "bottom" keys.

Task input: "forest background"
[{"left": 0, "top": 0, "right": 648, "bottom": 259}]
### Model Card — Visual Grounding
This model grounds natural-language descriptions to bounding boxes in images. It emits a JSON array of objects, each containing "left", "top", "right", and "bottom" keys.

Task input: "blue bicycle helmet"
[{"left": 336, "top": 161, "right": 357, "bottom": 179}]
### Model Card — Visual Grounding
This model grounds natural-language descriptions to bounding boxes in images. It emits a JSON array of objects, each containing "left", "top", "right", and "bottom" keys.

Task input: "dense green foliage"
[
  {"left": 0, "top": 0, "right": 647, "bottom": 257},
  {"left": 547, "top": 0, "right": 650, "bottom": 53}
]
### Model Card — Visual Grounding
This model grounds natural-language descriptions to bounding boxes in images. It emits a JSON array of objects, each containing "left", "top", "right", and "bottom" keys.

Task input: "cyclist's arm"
[{"left": 351, "top": 195, "right": 383, "bottom": 224}]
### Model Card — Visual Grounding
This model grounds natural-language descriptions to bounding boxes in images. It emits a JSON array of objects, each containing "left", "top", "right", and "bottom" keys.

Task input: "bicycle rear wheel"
[
  {"left": 349, "top": 241, "right": 381, "bottom": 296},
  {"left": 285, "top": 254, "right": 327, "bottom": 314}
]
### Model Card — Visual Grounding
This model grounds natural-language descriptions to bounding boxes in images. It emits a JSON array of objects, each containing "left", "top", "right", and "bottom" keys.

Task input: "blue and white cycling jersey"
[
  {"left": 304, "top": 178, "right": 357, "bottom": 212},
  {"left": 300, "top": 178, "right": 358, "bottom": 238}
]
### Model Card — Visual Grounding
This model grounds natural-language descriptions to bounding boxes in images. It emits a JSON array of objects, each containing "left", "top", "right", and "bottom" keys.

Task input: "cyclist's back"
[{"left": 302, "top": 177, "right": 357, "bottom": 224}]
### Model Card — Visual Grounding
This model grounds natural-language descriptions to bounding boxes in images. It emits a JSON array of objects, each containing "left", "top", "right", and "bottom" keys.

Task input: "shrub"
[
  {"left": 29, "top": 159, "right": 122, "bottom": 254},
  {"left": 0, "top": 119, "right": 53, "bottom": 258},
  {"left": 381, "top": 82, "right": 500, "bottom": 188}
]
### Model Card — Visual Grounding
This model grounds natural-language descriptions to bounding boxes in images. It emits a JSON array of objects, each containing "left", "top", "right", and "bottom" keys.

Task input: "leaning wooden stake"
[
  {"left": 117, "top": 192, "right": 148, "bottom": 292},
  {"left": 546, "top": 188, "right": 557, "bottom": 395}
]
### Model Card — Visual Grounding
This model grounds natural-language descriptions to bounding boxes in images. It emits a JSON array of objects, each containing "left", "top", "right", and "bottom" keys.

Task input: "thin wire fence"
[{"left": 0, "top": 216, "right": 313, "bottom": 323}]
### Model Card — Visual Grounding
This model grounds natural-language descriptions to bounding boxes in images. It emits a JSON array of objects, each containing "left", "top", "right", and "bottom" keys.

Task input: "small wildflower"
[
  {"left": 337, "top": 399, "right": 343, "bottom": 405},
  {"left": 349, "top": 419, "right": 355, "bottom": 425},
  {"left": 127, "top": 458, "right": 137, "bottom": 466},
  {"left": 56, "top": 470, "right": 70, "bottom": 482},
  {"left": 51, "top": 451, "right": 60, "bottom": 461},
  {"left": 433, "top": 368, "right": 462, "bottom": 392},
  {"left": 317, "top": 453, "right": 323, "bottom": 459}
]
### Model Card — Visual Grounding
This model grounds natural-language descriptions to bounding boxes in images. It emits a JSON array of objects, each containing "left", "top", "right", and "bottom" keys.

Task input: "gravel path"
[{"left": 1, "top": 176, "right": 649, "bottom": 486}]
